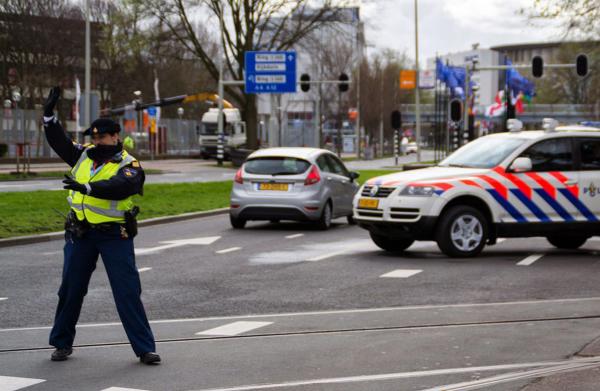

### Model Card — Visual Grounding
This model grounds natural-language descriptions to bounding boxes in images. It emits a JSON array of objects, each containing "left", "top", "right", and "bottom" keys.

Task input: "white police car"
[{"left": 353, "top": 119, "right": 600, "bottom": 257}]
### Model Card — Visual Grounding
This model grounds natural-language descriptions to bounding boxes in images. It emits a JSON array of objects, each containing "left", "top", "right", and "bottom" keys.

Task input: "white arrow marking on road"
[
  {"left": 0, "top": 376, "right": 45, "bottom": 390},
  {"left": 216, "top": 247, "right": 241, "bottom": 254},
  {"left": 517, "top": 254, "right": 544, "bottom": 266},
  {"left": 195, "top": 321, "right": 273, "bottom": 336},
  {"left": 137, "top": 267, "right": 152, "bottom": 273},
  {"left": 135, "top": 236, "right": 221, "bottom": 255},
  {"left": 285, "top": 233, "right": 304, "bottom": 239},
  {"left": 380, "top": 269, "right": 423, "bottom": 278}
]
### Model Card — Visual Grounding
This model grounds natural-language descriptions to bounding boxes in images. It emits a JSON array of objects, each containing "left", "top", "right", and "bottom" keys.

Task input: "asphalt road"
[{"left": 1, "top": 214, "right": 600, "bottom": 390}]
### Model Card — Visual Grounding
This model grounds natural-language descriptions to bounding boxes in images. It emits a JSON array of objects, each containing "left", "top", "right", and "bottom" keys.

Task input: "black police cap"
[{"left": 83, "top": 118, "right": 121, "bottom": 136}]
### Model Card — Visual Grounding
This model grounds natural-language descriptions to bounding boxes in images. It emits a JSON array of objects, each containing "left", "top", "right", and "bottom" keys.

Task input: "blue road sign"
[
  {"left": 245, "top": 51, "right": 297, "bottom": 94},
  {"left": 147, "top": 106, "right": 157, "bottom": 116}
]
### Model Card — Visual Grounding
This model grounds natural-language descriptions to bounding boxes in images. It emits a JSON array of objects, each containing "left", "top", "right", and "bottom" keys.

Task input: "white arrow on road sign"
[
  {"left": 248, "top": 75, "right": 255, "bottom": 83},
  {"left": 136, "top": 236, "right": 221, "bottom": 255},
  {"left": 288, "top": 54, "right": 293, "bottom": 61}
]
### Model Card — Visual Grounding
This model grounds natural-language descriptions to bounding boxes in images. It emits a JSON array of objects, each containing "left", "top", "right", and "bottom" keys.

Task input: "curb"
[{"left": 0, "top": 208, "right": 230, "bottom": 248}]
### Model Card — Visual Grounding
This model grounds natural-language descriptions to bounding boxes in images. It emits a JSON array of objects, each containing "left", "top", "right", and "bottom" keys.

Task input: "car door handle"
[{"left": 565, "top": 180, "right": 578, "bottom": 186}]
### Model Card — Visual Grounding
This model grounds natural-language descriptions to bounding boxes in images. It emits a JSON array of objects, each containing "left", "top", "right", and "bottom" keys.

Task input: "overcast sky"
[{"left": 361, "top": 0, "right": 565, "bottom": 65}]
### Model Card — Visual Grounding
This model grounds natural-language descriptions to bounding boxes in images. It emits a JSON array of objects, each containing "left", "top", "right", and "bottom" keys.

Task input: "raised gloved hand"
[
  {"left": 44, "top": 86, "right": 61, "bottom": 117},
  {"left": 63, "top": 174, "right": 87, "bottom": 194}
]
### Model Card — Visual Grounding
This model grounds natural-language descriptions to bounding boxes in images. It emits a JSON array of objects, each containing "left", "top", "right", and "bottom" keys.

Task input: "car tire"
[
  {"left": 436, "top": 205, "right": 488, "bottom": 258},
  {"left": 347, "top": 215, "right": 357, "bottom": 225},
  {"left": 316, "top": 202, "right": 332, "bottom": 230},
  {"left": 547, "top": 235, "right": 588, "bottom": 249},
  {"left": 369, "top": 231, "right": 414, "bottom": 252},
  {"left": 270, "top": 219, "right": 280, "bottom": 224},
  {"left": 230, "top": 214, "right": 246, "bottom": 229}
]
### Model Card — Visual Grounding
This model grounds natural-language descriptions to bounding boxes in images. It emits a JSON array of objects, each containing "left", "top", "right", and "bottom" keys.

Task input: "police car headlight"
[{"left": 400, "top": 185, "right": 435, "bottom": 196}]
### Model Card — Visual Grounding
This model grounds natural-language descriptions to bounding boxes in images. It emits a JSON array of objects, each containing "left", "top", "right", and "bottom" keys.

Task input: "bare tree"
[
  {"left": 138, "top": 0, "right": 352, "bottom": 149},
  {"left": 525, "top": 0, "right": 600, "bottom": 38}
]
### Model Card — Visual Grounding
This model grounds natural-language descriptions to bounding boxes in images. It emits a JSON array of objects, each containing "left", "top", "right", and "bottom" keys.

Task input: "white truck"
[{"left": 199, "top": 108, "right": 246, "bottom": 160}]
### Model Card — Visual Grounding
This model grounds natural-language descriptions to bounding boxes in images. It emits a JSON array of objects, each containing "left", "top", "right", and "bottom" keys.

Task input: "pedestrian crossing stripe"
[
  {"left": 0, "top": 375, "right": 45, "bottom": 391},
  {"left": 195, "top": 321, "right": 273, "bottom": 336}
]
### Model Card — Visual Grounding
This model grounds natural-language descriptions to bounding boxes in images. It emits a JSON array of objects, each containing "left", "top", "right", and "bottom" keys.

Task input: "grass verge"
[{"left": 0, "top": 169, "right": 396, "bottom": 239}]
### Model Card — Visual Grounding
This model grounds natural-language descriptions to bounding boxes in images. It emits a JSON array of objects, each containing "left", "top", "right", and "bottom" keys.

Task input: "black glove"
[
  {"left": 44, "top": 86, "right": 61, "bottom": 117},
  {"left": 63, "top": 174, "right": 87, "bottom": 194}
]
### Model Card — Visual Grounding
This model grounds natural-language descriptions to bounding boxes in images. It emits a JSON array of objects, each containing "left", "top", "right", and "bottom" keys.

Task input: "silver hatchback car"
[{"left": 229, "top": 148, "right": 360, "bottom": 229}]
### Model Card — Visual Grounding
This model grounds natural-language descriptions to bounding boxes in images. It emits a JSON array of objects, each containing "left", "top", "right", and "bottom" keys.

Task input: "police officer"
[{"left": 42, "top": 86, "right": 160, "bottom": 365}]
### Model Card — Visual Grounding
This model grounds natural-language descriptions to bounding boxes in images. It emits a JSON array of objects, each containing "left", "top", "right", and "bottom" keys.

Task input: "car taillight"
[
  {"left": 234, "top": 168, "right": 243, "bottom": 184},
  {"left": 304, "top": 165, "right": 321, "bottom": 185}
]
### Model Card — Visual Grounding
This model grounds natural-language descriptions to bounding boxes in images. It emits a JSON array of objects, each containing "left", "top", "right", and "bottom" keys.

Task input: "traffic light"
[
  {"left": 532, "top": 56, "right": 543, "bottom": 78},
  {"left": 300, "top": 74, "right": 311, "bottom": 92},
  {"left": 391, "top": 110, "right": 402, "bottom": 129},
  {"left": 338, "top": 73, "right": 349, "bottom": 92},
  {"left": 576, "top": 54, "right": 588, "bottom": 77},
  {"left": 449, "top": 99, "right": 462, "bottom": 122}
]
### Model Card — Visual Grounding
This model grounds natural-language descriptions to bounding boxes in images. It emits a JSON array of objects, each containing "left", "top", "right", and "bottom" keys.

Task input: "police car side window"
[
  {"left": 520, "top": 138, "right": 574, "bottom": 172},
  {"left": 580, "top": 139, "right": 600, "bottom": 170}
]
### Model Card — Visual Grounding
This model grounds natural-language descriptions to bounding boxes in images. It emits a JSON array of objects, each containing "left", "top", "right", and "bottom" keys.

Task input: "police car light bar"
[
  {"left": 543, "top": 118, "right": 559, "bottom": 132},
  {"left": 507, "top": 119, "right": 523, "bottom": 132}
]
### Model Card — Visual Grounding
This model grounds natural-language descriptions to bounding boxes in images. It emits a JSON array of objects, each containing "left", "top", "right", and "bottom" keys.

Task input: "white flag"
[{"left": 154, "top": 75, "right": 161, "bottom": 124}]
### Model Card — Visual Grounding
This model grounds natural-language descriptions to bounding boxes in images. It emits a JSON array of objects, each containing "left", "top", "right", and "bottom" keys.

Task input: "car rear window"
[{"left": 245, "top": 157, "right": 311, "bottom": 175}]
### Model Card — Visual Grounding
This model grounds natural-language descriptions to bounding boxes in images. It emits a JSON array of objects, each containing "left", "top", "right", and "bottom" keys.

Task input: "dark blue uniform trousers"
[{"left": 49, "top": 226, "right": 156, "bottom": 356}]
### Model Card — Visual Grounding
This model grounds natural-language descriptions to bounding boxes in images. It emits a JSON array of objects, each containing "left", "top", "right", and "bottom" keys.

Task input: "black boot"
[
  {"left": 139, "top": 352, "right": 161, "bottom": 365},
  {"left": 51, "top": 347, "right": 73, "bottom": 361}
]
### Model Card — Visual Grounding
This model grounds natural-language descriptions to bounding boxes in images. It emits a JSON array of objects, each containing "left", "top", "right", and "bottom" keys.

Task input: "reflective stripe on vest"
[{"left": 69, "top": 149, "right": 137, "bottom": 224}]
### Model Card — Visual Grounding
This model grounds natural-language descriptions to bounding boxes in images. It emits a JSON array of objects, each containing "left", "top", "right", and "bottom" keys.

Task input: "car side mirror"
[
  {"left": 509, "top": 157, "right": 532, "bottom": 173},
  {"left": 349, "top": 171, "right": 360, "bottom": 181}
]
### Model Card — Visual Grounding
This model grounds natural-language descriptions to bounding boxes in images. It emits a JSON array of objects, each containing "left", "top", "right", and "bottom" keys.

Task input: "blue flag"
[{"left": 506, "top": 59, "right": 535, "bottom": 97}]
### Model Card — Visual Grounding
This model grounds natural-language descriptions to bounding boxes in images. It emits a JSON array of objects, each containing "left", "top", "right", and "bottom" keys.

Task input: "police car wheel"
[
  {"left": 369, "top": 232, "right": 414, "bottom": 252},
  {"left": 436, "top": 206, "right": 488, "bottom": 258},
  {"left": 316, "top": 202, "right": 332, "bottom": 230},
  {"left": 230, "top": 214, "right": 246, "bottom": 229},
  {"left": 546, "top": 235, "right": 588, "bottom": 249}
]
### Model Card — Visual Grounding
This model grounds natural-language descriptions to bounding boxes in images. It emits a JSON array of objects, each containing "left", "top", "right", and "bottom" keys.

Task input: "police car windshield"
[{"left": 439, "top": 136, "right": 527, "bottom": 168}]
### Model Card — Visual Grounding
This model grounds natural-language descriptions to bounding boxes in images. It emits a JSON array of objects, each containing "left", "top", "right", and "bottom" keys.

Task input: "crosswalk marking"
[
  {"left": 285, "top": 234, "right": 304, "bottom": 239},
  {"left": 195, "top": 321, "right": 273, "bottom": 336},
  {"left": 216, "top": 247, "right": 241, "bottom": 254},
  {"left": 380, "top": 269, "right": 423, "bottom": 278},
  {"left": 137, "top": 267, "right": 152, "bottom": 273},
  {"left": 517, "top": 254, "right": 544, "bottom": 266},
  {"left": 101, "top": 388, "right": 151, "bottom": 391},
  {"left": 0, "top": 376, "right": 45, "bottom": 391}
]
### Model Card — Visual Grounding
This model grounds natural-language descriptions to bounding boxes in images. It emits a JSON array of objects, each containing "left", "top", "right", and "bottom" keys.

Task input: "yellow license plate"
[
  {"left": 259, "top": 183, "right": 289, "bottom": 191},
  {"left": 358, "top": 198, "right": 379, "bottom": 209}
]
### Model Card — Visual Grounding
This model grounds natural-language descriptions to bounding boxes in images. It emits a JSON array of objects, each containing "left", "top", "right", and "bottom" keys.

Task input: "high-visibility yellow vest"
[{"left": 68, "top": 149, "right": 137, "bottom": 224}]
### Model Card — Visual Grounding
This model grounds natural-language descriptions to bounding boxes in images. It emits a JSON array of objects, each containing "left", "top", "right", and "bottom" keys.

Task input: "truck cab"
[{"left": 199, "top": 108, "right": 246, "bottom": 159}]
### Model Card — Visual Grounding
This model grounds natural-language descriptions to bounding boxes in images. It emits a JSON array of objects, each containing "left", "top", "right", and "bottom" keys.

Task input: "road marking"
[
  {"left": 517, "top": 254, "right": 544, "bottom": 266},
  {"left": 0, "top": 298, "right": 8, "bottom": 301},
  {"left": 380, "top": 269, "right": 423, "bottom": 278},
  {"left": 421, "top": 359, "right": 600, "bottom": 390},
  {"left": 285, "top": 234, "right": 304, "bottom": 239},
  {"left": 5, "top": 296, "right": 600, "bottom": 333},
  {"left": 136, "top": 236, "right": 221, "bottom": 255},
  {"left": 195, "top": 321, "right": 273, "bottom": 336},
  {"left": 102, "top": 388, "right": 151, "bottom": 391},
  {"left": 305, "top": 250, "right": 347, "bottom": 262},
  {"left": 216, "top": 247, "right": 241, "bottom": 254},
  {"left": 0, "top": 375, "right": 45, "bottom": 390},
  {"left": 189, "top": 357, "right": 600, "bottom": 391},
  {"left": 496, "top": 238, "right": 506, "bottom": 244},
  {"left": 137, "top": 267, "right": 152, "bottom": 273}
]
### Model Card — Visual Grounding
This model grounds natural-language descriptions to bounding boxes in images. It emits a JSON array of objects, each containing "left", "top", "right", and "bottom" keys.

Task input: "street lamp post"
[
  {"left": 177, "top": 107, "right": 184, "bottom": 155},
  {"left": 414, "top": 0, "right": 422, "bottom": 162}
]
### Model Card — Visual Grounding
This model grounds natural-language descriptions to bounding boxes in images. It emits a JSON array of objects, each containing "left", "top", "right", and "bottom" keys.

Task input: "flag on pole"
[
  {"left": 485, "top": 90, "right": 506, "bottom": 117},
  {"left": 154, "top": 75, "right": 161, "bottom": 125}
]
